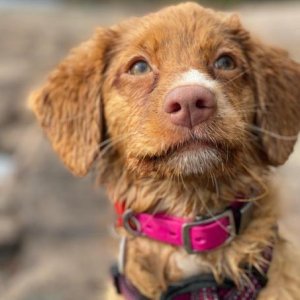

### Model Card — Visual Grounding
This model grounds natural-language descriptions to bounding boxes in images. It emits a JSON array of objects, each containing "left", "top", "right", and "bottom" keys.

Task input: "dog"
[{"left": 29, "top": 2, "right": 300, "bottom": 299}]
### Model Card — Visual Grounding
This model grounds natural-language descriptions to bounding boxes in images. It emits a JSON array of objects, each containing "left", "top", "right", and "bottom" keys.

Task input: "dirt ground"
[{"left": 0, "top": 1, "right": 299, "bottom": 300}]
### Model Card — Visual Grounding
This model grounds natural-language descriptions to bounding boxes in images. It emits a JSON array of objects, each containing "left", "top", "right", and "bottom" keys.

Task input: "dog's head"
[{"left": 30, "top": 2, "right": 300, "bottom": 180}]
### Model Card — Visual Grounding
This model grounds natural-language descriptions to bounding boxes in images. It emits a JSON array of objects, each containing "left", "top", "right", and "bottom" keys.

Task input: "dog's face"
[
  {"left": 103, "top": 6, "right": 254, "bottom": 177},
  {"left": 30, "top": 3, "right": 300, "bottom": 179}
]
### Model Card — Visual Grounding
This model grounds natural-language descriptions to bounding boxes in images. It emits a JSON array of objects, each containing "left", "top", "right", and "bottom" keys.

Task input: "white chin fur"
[{"left": 168, "top": 148, "right": 222, "bottom": 175}]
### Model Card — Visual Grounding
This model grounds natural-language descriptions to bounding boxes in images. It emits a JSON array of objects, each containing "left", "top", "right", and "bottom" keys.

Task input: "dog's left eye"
[
  {"left": 129, "top": 60, "right": 152, "bottom": 75},
  {"left": 214, "top": 55, "right": 236, "bottom": 70}
]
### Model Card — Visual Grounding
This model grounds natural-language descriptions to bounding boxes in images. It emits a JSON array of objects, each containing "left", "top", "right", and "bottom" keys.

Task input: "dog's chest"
[{"left": 172, "top": 251, "right": 211, "bottom": 278}]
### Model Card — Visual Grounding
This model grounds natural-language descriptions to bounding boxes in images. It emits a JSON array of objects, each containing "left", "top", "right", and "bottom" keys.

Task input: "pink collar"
[{"left": 114, "top": 200, "right": 254, "bottom": 253}]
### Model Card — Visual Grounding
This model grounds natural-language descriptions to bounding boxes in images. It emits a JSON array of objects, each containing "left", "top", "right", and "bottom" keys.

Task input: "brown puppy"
[{"left": 30, "top": 2, "right": 300, "bottom": 299}]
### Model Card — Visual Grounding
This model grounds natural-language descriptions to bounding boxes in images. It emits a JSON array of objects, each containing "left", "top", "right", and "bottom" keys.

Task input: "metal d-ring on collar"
[{"left": 123, "top": 209, "right": 142, "bottom": 236}]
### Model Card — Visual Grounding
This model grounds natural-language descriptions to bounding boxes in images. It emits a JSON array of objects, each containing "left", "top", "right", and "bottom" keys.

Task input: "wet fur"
[{"left": 29, "top": 3, "right": 300, "bottom": 299}]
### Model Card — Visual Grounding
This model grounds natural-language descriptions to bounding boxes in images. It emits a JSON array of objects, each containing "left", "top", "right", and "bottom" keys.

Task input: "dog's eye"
[
  {"left": 129, "top": 60, "right": 151, "bottom": 75},
  {"left": 214, "top": 55, "right": 236, "bottom": 70}
]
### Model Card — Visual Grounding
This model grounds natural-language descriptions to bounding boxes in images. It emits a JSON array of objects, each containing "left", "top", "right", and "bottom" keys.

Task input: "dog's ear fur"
[
  {"left": 247, "top": 40, "right": 300, "bottom": 166},
  {"left": 29, "top": 28, "right": 116, "bottom": 176}
]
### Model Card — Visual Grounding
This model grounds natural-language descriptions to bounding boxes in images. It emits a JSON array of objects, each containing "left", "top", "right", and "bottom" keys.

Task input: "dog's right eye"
[{"left": 129, "top": 60, "right": 152, "bottom": 75}]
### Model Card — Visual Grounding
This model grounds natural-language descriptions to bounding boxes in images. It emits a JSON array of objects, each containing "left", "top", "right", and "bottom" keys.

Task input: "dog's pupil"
[
  {"left": 215, "top": 55, "right": 235, "bottom": 70},
  {"left": 131, "top": 61, "right": 150, "bottom": 75},
  {"left": 135, "top": 62, "right": 147, "bottom": 73}
]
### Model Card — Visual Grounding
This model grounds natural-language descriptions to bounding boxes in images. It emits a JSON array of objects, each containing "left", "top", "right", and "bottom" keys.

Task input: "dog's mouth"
[
  {"left": 127, "top": 135, "right": 240, "bottom": 177},
  {"left": 142, "top": 138, "right": 219, "bottom": 162}
]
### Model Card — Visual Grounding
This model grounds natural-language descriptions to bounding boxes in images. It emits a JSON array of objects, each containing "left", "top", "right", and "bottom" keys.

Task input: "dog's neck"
[{"left": 105, "top": 163, "right": 269, "bottom": 217}]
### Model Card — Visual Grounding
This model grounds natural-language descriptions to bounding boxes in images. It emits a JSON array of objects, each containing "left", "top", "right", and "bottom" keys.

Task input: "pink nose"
[{"left": 164, "top": 85, "right": 216, "bottom": 129}]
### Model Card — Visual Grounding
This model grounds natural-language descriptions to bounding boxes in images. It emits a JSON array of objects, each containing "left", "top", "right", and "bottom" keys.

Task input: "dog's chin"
[
  {"left": 128, "top": 140, "right": 238, "bottom": 178},
  {"left": 166, "top": 148, "right": 222, "bottom": 176}
]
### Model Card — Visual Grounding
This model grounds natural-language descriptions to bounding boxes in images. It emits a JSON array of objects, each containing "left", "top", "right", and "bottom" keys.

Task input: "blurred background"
[{"left": 0, "top": 0, "right": 299, "bottom": 299}]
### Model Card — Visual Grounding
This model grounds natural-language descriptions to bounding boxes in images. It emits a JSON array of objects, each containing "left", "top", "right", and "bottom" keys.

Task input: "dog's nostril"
[
  {"left": 195, "top": 99, "right": 206, "bottom": 109},
  {"left": 170, "top": 102, "right": 181, "bottom": 113}
]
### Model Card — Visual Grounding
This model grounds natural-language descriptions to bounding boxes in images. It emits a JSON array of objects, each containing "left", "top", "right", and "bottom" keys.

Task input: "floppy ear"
[
  {"left": 29, "top": 28, "right": 116, "bottom": 176},
  {"left": 248, "top": 40, "right": 300, "bottom": 166}
]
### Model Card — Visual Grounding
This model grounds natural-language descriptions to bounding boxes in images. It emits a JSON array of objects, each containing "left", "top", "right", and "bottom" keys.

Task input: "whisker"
[
  {"left": 219, "top": 70, "right": 248, "bottom": 87},
  {"left": 247, "top": 124, "right": 298, "bottom": 141},
  {"left": 99, "top": 133, "right": 133, "bottom": 154}
]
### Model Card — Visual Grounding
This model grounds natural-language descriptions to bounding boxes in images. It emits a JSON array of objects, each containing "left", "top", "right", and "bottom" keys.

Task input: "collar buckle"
[{"left": 182, "top": 209, "right": 236, "bottom": 254}]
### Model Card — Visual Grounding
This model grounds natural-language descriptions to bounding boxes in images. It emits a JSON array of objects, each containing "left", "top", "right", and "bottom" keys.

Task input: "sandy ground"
[{"left": 0, "top": 1, "right": 299, "bottom": 299}]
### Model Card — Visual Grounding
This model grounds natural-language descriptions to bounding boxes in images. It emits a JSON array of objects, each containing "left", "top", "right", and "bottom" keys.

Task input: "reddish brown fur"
[{"left": 29, "top": 3, "right": 300, "bottom": 299}]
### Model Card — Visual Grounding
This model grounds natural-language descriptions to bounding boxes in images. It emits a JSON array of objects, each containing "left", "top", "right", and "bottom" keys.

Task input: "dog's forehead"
[{"left": 116, "top": 3, "right": 227, "bottom": 51}]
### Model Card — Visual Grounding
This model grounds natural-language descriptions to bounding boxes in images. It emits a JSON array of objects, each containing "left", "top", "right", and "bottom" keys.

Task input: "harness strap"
[
  {"left": 160, "top": 274, "right": 231, "bottom": 300},
  {"left": 111, "top": 265, "right": 148, "bottom": 300},
  {"left": 111, "top": 267, "right": 268, "bottom": 300},
  {"left": 110, "top": 245, "right": 273, "bottom": 300}
]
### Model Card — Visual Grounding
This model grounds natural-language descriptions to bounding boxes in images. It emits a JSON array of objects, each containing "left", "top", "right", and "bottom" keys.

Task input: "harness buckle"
[{"left": 182, "top": 209, "right": 236, "bottom": 254}]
